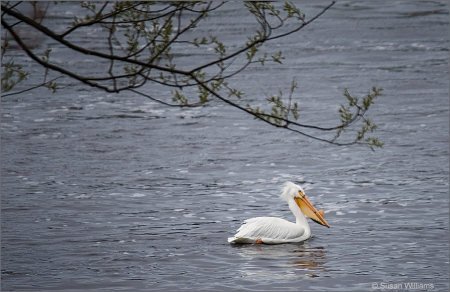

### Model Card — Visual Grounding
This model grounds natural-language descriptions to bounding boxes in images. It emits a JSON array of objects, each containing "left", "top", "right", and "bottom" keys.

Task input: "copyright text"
[{"left": 372, "top": 282, "right": 434, "bottom": 290}]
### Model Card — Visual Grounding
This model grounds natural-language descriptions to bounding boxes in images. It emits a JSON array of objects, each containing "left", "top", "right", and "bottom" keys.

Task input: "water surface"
[{"left": 1, "top": 1, "right": 449, "bottom": 290}]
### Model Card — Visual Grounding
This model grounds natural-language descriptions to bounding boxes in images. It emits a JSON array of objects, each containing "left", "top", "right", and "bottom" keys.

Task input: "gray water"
[{"left": 1, "top": 1, "right": 449, "bottom": 291}]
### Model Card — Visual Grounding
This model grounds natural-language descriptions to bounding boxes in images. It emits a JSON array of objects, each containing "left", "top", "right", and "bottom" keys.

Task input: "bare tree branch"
[{"left": 1, "top": 1, "right": 383, "bottom": 149}]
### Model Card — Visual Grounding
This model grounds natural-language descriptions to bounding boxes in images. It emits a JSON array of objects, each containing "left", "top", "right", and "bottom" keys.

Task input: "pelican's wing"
[{"left": 228, "top": 217, "right": 305, "bottom": 244}]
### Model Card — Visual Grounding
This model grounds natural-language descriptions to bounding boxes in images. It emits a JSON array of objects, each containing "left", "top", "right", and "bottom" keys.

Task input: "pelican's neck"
[{"left": 288, "top": 198, "right": 311, "bottom": 233}]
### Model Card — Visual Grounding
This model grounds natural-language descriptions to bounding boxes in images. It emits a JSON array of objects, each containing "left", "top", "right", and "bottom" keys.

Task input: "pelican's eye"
[{"left": 298, "top": 190, "right": 305, "bottom": 197}]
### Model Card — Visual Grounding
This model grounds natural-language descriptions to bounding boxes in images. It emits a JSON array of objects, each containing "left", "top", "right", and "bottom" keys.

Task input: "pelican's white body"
[{"left": 228, "top": 182, "right": 312, "bottom": 244}]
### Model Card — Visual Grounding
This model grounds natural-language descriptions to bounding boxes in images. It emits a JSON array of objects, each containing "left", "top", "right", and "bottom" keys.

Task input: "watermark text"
[{"left": 372, "top": 282, "right": 434, "bottom": 290}]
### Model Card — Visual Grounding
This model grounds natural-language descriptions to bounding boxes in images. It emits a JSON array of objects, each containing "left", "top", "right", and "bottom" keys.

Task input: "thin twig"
[
  {"left": 285, "top": 77, "right": 296, "bottom": 125},
  {"left": 2, "top": 76, "right": 63, "bottom": 97}
]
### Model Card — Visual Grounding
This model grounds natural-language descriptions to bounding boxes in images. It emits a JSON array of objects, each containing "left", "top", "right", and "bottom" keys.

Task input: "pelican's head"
[{"left": 280, "top": 182, "right": 330, "bottom": 228}]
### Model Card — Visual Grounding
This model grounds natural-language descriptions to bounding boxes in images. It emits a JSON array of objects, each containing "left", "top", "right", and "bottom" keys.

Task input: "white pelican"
[{"left": 228, "top": 182, "right": 330, "bottom": 244}]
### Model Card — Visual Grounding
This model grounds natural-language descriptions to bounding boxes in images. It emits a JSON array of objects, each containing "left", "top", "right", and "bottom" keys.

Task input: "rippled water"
[{"left": 2, "top": 1, "right": 449, "bottom": 291}]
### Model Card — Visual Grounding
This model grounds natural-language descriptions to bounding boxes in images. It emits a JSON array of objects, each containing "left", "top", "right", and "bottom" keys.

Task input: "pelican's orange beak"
[{"left": 294, "top": 191, "right": 330, "bottom": 228}]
